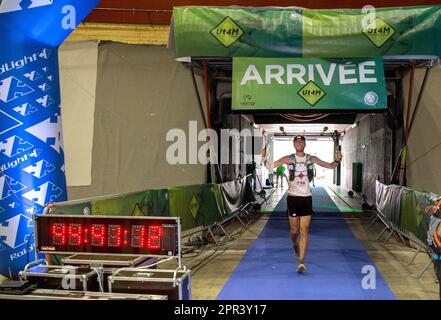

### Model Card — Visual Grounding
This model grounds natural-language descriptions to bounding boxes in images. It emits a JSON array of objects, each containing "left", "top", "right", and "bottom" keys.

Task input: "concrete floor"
[{"left": 1, "top": 185, "right": 438, "bottom": 299}]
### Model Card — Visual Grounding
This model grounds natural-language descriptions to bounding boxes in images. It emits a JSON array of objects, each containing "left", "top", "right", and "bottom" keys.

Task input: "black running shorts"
[{"left": 287, "top": 195, "right": 313, "bottom": 217}]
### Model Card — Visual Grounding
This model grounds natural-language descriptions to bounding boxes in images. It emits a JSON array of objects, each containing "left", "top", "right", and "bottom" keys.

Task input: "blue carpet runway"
[{"left": 216, "top": 185, "right": 396, "bottom": 300}]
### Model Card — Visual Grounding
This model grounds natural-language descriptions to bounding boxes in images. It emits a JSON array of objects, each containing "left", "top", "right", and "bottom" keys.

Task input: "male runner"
[{"left": 263, "top": 135, "right": 342, "bottom": 273}]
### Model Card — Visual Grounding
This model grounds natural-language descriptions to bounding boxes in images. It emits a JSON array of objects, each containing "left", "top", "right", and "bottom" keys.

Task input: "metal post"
[
  {"left": 383, "top": 229, "right": 395, "bottom": 244},
  {"left": 368, "top": 214, "right": 378, "bottom": 226},
  {"left": 239, "top": 114, "right": 242, "bottom": 177},
  {"left": 332, "top": 130, "right": 341, "bottom": 186},
  {"left": 389, "top": 146, "right": 403, "bottom": 185},
  {"left": 396, "top": 232, "right": 408, "bottom": 246},
  {"left": 376, "top": 226, "right": 389, "bottom": 240},
  {"left": 408, "top": 246, "right": 422, "bottom": 265},
  {"left": 406, "top": 65, "right": 432, "bottom": 143},
  {"left": 216, "top": 222, "right": 231, "bottom": 241},
  {"left": 416, "top": 258, "right": 433, "bottom": 279},
  {"left": 235, "top": 214, "right": 246, "bottom": 228},
  {"left": 207, "top": 226, "right": 219, "bottom": 244},
  {"left": 190, "top": 64, "right": 207, "bottom": 129}
]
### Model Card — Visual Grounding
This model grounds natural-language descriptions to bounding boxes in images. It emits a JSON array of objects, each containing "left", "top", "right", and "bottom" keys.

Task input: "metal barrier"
[{"left": 371, "top": 180, "right": 435, "bottom": 278}]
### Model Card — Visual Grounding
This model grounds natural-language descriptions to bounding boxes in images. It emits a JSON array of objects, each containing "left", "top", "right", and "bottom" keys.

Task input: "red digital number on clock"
[{"left": 50, "top": 223, "right": 163, "bottom": 249}]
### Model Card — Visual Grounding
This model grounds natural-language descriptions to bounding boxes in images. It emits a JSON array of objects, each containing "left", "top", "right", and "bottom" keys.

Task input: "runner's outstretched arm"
[
  {"left": 263, "top": 155, "right": 290, "bottom": 172},
  {"left": 310, "top": 150, "right": 343, "bottom": 169}
]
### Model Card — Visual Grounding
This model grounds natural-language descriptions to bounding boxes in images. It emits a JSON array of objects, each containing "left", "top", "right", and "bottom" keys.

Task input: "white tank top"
[{"left": 287, "top": 154, "right": 312, "bottom": 197}]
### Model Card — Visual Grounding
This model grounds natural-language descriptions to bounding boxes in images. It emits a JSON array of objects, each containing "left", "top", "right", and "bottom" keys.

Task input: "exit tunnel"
[{"left": 177, "top": 56, "right": 434, "bottom": 300}]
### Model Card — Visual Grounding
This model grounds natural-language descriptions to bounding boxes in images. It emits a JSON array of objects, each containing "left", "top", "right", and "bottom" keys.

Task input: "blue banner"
[{"left": 0, "top": 0, "right": 99, "bottom": 278}]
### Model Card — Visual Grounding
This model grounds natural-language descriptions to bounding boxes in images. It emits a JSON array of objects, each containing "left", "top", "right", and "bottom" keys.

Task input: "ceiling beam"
[{"left": 85, "top": 0, "right": 441, "bottom": 25}]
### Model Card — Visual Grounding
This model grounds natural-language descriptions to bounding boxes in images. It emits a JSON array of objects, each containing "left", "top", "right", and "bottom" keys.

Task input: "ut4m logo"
[
  {"left": 0, "top": 0, "right": 53, "bottom": 14},
  {"left": 0, "top": 214, "right": 33, "bottom": 249}
]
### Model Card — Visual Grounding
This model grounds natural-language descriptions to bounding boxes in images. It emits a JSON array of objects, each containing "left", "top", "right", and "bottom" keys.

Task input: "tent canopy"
[{"left": 169, "top": 5, "right": 441, "bottom": 59}]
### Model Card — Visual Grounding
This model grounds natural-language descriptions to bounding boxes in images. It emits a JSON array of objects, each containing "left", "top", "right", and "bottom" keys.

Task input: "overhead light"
[{"left": 351, "top": 122, "right": 359, "bottom": 129}]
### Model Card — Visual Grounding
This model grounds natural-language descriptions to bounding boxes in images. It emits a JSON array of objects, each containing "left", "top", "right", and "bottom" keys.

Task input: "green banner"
[
  {"left": 172, "top": 6, "right": 302, "bottom": 57},
  {"left": 51, "top": 203, "right": 92, "bottom": 216},
  {"left": 171, "top": 6, "right": 441, "bottom": 58},
  {"left": 168, "top": 184, "right": 223, "bottom": 231},
  {"left": 91, "top": 190, "right": 170, "bottom": 217},
  {"left": 51, "top": 190, "right": 170, "bottom": 217},
  {"left": 376, "top": 181, "right": 441, "bottom": 245},
  {"left": 400, "top": 189, "right": 439, "bottom": 245},
  {"left": 49, "top": 178, "right": 254, "bottom": 232},
  {"left": 232, "top": 57, "right": 387, "bottom": 110}
]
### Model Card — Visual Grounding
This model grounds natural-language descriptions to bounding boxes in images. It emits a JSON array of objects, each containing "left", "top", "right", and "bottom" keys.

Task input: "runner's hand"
[{"left": 335, "top": 150, "right": 342, "bottom": 162}]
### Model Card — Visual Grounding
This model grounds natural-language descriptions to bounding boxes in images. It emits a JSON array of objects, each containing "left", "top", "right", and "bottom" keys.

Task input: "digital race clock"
[{"left": 34, "top": 215, "right": 180, "bottom": 256}]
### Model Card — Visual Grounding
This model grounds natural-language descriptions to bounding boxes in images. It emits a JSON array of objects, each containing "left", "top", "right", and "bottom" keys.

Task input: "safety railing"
[{"left": 370, "top": 180, "right": 439, "bottom": 278}]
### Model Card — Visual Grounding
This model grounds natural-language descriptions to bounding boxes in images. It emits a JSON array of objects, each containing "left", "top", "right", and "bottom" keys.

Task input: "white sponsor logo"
[
  {"left": 13, "top": 103, "right": 38, "bottom": 116},
  {"left": 364, "top": 91, "right": 378, "bottom": 106},
  {"left": 0, "top": 76, "right": 34, "bottom": 103},
  {"left": 35, "top": 95, "right": 54, "bottom": 108},
  {"left": 0, "top": 49, "right": 50, "bottom": 76},
  {"left": 0, "top": 135, "right": 34, "bottom": 158},
  {"left": 0, "top": 214, "right": 33, "bottom": 249},
  {"left": 10, "top": 243, "right": 34, "bottom": 261},
  {"left": 38, "top": 83, "right": 51, "bottom": 92},
  {"left": 23, "top": 159, "right": 55, "bottom": 178},
  {"left": 22, "top": 181, "right": 63, "bottom": 207},
  {"left": 0, "top": 149, "right": 39, "bottom": 173},
  {"left": 0, "top": 175, "right": 26, "bottom": 200},
  {"left": 25, "top": 113, "right": 64, "bottom": 153},
  {"left": 24, "top": 71, "right": 43, "bottom": 82},
  {"left": 0, "top": 0, "right": 53, "bottom": 14}
]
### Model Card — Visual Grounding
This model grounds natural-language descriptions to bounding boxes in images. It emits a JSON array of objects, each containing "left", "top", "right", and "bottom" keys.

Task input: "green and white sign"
[{"left": 232, "top": 57, "right": 387, "bottom": 110}]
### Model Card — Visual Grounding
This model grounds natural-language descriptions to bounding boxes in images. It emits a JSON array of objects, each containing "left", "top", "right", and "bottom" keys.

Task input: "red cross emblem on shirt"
[{"left": 298, "top": 173, "right": 305, "bottom": 180}]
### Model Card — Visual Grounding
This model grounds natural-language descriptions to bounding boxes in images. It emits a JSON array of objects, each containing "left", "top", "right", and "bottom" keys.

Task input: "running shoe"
[{"left": 297, "top": 262, "right": 307, "bottom": 273}]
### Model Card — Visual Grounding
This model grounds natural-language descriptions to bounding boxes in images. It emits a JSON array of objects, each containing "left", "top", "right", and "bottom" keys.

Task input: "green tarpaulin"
[
  {"left": 376, "top": 180, "right": 441, "bottom": 245},
  {"left": 50, "top": 178, "right": 254, "bottom": 232},
  {"left": 170, "top": 5, "right": 441, "bottom": 58}
]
